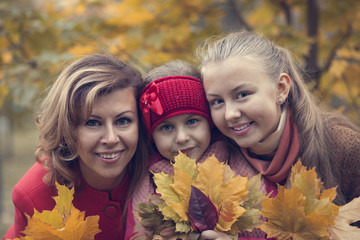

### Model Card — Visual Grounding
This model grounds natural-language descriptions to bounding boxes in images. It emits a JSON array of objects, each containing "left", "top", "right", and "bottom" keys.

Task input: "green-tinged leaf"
[
  {"left": 243, "top": 174, "right": 264, "bottom": 209},
  {"left": 175, "top": 221, "right": 191, "bottom": 233},
  {"left": 232, "top": 208, "right": 264, "bottom": 233},
  {"left": 160, "top": 204, "right": 181, "bottom": 221}
]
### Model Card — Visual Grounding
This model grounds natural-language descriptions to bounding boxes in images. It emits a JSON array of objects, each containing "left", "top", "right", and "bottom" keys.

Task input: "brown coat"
[{"left": 328, "top": 125, "right": 360, "bottom": 204}]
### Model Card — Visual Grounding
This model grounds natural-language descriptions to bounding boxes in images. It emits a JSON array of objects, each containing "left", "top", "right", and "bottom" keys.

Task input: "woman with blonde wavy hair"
[
  {"left": 3, "top": 54, "right": 148, "bottom": 240},
  {"left": 196, "top": 31, "right": 360, "bottom": 239}
]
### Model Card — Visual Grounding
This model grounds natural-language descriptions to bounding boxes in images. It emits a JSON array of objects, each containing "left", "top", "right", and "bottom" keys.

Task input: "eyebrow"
[
  {"left": 90, "top": 110, "right": 135, "bottom": 119},
  {"left": 207, "top": 83, "right": 252, "bottom": 97}
]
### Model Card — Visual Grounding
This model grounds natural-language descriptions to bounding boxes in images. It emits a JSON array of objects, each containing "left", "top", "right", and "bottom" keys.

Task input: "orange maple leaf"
[{"left": 260, "top": 160, "right": 340, "bottom": 240}]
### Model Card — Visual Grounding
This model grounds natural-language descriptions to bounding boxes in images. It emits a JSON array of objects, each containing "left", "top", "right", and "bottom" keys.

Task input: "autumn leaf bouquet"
[
  {"left": 9, "top": 183, "right": 101, "bottom": 240},
  {"left": 135, "top": 153, "right": 265, "bottom": 239},
  {"left": 136, "top": 153, "right": 360, "bottom": 240},
  {"left": 259, "top": 161, "right": 360, "bottom": 240}
]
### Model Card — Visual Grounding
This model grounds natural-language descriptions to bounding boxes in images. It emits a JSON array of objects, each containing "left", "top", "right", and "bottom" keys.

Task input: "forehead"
[
  {"left": 202, "top": 57, "right": 275, "bottom": 94},
  {"left": 92, "top": 87, "right": 136, "bottom": 108},
  {"left": 161, "top": 113, "right": 205, "bottom": 123},
  {"left": 77, "top": 87, "right": 136, "bottom": 119},
  {"left": 202, "top": 57, "right": 263, "bottom": 83}
]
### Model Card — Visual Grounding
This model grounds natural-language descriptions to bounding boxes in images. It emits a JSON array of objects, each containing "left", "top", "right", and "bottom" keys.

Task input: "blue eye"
[
  {"left": 160, "top": 124, "right": 174, "bottom": 131},
  {"left": 211, "top": 99, "right": 224, "bottom": 106},
  {"left": 237, "top": 92, "right": 249, "bottom": 99},
  {"left": 85, "top": 119, "right": 100, "bottom": 126},
  {"left": 117, "top": 117, "right": 131, "bottom": 125},
  {"left": 186, "top": 119, "right": 198, "bottom": 126}
]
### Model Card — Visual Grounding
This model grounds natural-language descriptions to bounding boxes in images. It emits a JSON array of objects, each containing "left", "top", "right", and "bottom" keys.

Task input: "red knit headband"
[{"left": 139, "top": 76, "right": 212, "bottom": 137}]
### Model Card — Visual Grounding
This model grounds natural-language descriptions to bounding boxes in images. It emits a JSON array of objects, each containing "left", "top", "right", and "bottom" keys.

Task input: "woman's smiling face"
[
  {"left": 202, "top": 57, "right": 282, "bottom": 151},
  {"left": 75, "top": 87, "right": 139, "bottom": 191}
]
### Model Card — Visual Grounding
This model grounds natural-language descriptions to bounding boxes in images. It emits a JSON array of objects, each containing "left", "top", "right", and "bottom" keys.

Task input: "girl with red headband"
[{"left": 125, "top": 60, "right": 275, "bottom": 239}]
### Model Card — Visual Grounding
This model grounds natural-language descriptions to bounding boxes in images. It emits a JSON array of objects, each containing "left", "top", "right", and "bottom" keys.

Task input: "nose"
[
  {"left": 224, "top": 102, "right": 241, "bottom": 121},
  {"left": 175, "top": 128, "right": 190, "bottom": 145},
  {"left": 101, "top": 125, "right": 120, "bottom": 145}
]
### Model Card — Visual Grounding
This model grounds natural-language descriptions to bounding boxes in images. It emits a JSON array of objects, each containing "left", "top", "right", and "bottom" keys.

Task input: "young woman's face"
[
  {"left": 202, "top": 57, "right": 282, "bottom": 152},
  {"left": 75, "top": 88, "right": 139, "bottom": 191},
  {"left": 152, "top": 114, "right": 211, "bottom": 161}
]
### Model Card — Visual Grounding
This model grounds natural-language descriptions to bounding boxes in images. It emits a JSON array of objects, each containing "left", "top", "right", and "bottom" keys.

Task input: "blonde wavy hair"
[
  {"left": 196, "top": 31, "right": 359, "bottom": 204},
  {"left": 34, "top": 54, "right": 148, "bottom": 200}
]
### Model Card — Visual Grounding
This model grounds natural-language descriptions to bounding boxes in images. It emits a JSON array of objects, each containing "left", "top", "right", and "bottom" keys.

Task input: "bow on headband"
[{"left": 139, "top": 82, "right": 164, "bottom": 131}]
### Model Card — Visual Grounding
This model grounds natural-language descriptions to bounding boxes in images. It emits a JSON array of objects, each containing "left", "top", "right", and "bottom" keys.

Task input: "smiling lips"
[
  {"left": 97, "top": 152, "right": 122, "bottom": 163},
  {"left": 231, "top": 122, "right": 252, "bottom": 134},
  {"left": 177, "top": 147, "right": 194, "bottom": 156}
]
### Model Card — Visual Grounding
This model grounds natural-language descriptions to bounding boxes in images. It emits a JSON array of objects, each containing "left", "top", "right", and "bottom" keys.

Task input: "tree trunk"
[{"left": 305, "top": 0, "right": 321, "bottom": 90}]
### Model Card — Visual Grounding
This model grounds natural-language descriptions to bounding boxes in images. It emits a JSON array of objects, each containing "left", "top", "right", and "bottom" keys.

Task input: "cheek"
[
  {"left": 127, "top": 129, "right": 139, "bottom": 151},
  {"left": 210, "top": 109, "right": 224, "bottom": 127},
  {"left": 75, "top": 131, "right": 91, "bottom": 153},
  {"left": 247, "top": 100, "right": 277, "bottom": 121},
  {"left": 201, "top": 130, "right": 211, "bottom": 148},
  {"left": 153, "top": 134, "right": 170, "bottom": 152},
  {"left": 200, "top": 123, "right": 211, "bottom": 142}
]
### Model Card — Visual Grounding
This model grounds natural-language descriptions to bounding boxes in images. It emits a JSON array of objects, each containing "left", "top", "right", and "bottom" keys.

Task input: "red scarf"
[{"left": 240, "top": 110, "right": 300, "bottom": 183}]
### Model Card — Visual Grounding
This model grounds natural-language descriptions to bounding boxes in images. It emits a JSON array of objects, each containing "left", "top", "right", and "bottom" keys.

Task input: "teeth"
[
  {"left": 233, "top": 123, "right": 250, "bottom": 131},
  {"left": 98, "top": 153, "right": 120, "bottom": 159}
]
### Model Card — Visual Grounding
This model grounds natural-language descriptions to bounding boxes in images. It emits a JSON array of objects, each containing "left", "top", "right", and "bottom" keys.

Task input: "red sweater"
[{"left": 3, "top": 161, "right": 129, "bottom": 240}]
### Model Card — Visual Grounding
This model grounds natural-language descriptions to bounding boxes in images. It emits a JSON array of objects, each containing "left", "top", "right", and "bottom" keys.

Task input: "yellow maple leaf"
[
  {"left": 260, "top": 160, "right": 340, "bottom": 240},
  {"left": 153, "top": 171, "right": 179, "bottom": 205},
  {"left": 11, "top": 236, "right": 33, "bottom": 240},
  {"left": 54, "top": 182, "right": 74, "bottom": 218},
  {"left": 230, "top": 174, "right": 264, "bottom": 233},
  {"left": 172, "top": 168, "right": 194, "bottom": 202},
  {"left": 171, "top": 168, "right": 194, "bottom": 221},
  {"left": 173, "top": 152, "right": 197, "bottom": 181},
  {"left": 160, "top": 203, "right": 181, "bottom": 222},
  {"left": 62, "top": 206, "right": 101, "bottom": 240},
  {"left": 194, "top": 155, "right": 224, "bottom": 205},
  {"left": 21, "top": 182, "right": 101, "bottom": 239}
]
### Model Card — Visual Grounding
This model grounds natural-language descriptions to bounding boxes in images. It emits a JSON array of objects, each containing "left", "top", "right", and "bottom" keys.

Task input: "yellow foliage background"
[{"left": 0, "top": 0, "right": 359, "bottom": 125}]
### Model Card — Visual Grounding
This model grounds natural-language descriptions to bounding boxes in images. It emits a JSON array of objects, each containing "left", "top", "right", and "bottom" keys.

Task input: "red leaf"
[{"left": 188, "top": 185, "right": 218, "bottom": 232}]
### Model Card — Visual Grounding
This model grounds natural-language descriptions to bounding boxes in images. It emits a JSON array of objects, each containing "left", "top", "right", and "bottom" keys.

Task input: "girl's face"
[
  {"left": 75, "top": 88, "right": 139, "bottom": 191},
  {"left": 152, "top": 113, "right": 211, "bottom": 161},
  {"left": 202, "top": 57, "right": 287, "bottom": 153}
]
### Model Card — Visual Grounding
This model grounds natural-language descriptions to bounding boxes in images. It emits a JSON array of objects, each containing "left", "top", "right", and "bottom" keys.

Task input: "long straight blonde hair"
[{"left": 196, "top": 32, "right": 359, "bottom": 204}]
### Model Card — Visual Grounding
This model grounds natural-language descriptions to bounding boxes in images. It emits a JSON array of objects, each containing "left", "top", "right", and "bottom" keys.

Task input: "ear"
[{"left": 276, "top": 73, "right": 291, "bottom": 105}]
